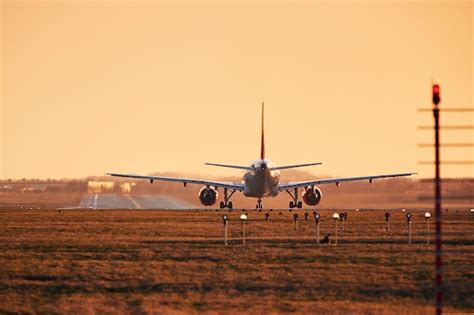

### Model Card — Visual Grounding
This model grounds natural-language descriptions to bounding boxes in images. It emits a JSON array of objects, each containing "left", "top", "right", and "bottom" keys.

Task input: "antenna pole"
[{"left": 260, "top": 102, "right": 265, "bottom": 159}]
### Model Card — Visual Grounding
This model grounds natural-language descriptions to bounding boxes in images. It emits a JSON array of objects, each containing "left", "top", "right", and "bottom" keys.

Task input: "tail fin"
[{"left": 260, "top": 102, "right": 265, "bottom": 160}]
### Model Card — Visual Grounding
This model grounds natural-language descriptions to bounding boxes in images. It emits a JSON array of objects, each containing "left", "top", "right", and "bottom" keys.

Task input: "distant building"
[
  {"left": 0, "top": 185, "right": 13, "bottom": 192},
  {"left": 20, "top": 187, "right": 42, "bottom": 193},
  {"left": 87, "top": 181, "right": 134, "bottom": 194},
  {"left": 88, "top": 181, "right": 115, "bottom": 193},
  {"left": 120, "top": 182, "right": 132, "bottom": 194}
]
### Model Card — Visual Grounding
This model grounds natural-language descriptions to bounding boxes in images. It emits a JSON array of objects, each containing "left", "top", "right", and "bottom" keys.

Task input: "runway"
[{"left": 79, "top": 194, "right": 195, "bottom": 209}]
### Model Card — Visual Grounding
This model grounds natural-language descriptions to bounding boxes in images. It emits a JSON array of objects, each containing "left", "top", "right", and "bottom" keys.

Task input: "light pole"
[
  {"left": 222, "top": 215, "right": 228, "bottom": 246},
  {"left": 406, "top": 212, "right": 413, "bottom": 245},
  {"left": 425, "top": 212, "right": 431, "bottom": 245},
  {"left": 240, "top": 214, "right": 248, "bottom": 245},
  {"left": 332, "top": 212, "right": 340, "bottom": 245},
  {"left": 385, "top": 212, "right": 390, "bottom": 232},
  {"left": 314, "top": 212, "right": 320, "bottom": 244},
  {"left": 339, "top": 212, "right": 348, "bottom": 230}
]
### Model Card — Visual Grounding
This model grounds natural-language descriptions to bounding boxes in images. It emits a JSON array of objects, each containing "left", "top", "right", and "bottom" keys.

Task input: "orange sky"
[{"left": 1, "top": 1, "right": 473, "bottom": 180}]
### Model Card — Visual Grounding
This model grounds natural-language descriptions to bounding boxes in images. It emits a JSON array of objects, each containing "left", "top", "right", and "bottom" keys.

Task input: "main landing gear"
[
  {"left": 219, "top": 188, "right": 236, "bottom": 209},
  {"left": 286, "top": 188, "right": 303, "bottom": 209},
  {"left": 256, "top": 198, "right": 263, "bottom": 209}
]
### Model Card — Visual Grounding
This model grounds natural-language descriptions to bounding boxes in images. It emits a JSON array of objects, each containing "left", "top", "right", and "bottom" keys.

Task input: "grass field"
[{"left": 0, "top": 209, "right": 473, "bottom": 314}]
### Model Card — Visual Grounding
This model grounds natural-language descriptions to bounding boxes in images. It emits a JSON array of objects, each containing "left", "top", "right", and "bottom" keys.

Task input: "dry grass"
[{"left": 0, "top": 209, "right": 472, "bottom": 314}]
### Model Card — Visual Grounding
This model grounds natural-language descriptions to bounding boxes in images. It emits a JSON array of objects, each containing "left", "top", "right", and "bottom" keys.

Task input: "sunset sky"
[{"left": 1, "top": 1, "right": 472, "bottom": 180}]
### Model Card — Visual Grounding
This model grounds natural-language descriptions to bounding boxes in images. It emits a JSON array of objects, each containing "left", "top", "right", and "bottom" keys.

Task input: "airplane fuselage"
[{"left": 243, "top": 159, "right": 280, "bottom": 198}]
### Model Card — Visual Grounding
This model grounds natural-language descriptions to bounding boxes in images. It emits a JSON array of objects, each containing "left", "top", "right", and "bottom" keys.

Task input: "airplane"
[{"left": 108, "top": 103, "right": 416, "bottom": 209}]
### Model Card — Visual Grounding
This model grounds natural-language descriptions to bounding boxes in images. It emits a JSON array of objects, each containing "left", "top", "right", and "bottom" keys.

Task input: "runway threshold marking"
[{"left": 126, "top": 195, "right": 142, "bottom": 209}]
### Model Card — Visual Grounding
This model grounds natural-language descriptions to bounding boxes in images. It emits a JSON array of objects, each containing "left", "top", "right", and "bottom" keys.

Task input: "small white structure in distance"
[{"left": 240, "top": 214, "right": 248, "bottom": 221}]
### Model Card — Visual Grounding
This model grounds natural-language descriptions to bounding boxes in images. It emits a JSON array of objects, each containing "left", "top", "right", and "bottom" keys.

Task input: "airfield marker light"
[
  {"left": 304, "top": 212, "right": 309, "bottom": 221},
  {"left": 332, "top": 213, "right": 340, "bottom": 245},
  {"left": 314, "top": 213, "right": 321, "bottom": 244},
  {"left": 406, "top": 212, "right": 413, "bottom": 245},
  {"left": 240, "top": 214, "right": 248, "bottom": 245},
  {"left": 432, "top": 84, "right": 441, "bottom": 106},
  {"left": 425, "top": 212, "right": 432, "bottom": 245},
  {"left": 314, "top": 213, "right": 320, "bottom": 222},
  {"left": 339, "top": 212, "right": 348, "bottom": 230},
  {"left": 222, "top": 215, "right": 228, "bottom": 246},
  {"left": 385, "top": 212, "right": 390, "bottom": 232},
  {"left": 470, "top": 209, "right": 474, "bottom": 214},
  {"left": 339, "top": 212, "right": 343, "bottom": 230},
  {"left": 265, "top": 213, "right": 270, "bottom": 221},
  {"left": 293, "top": 213, "right": 299, "bottom": 229}
]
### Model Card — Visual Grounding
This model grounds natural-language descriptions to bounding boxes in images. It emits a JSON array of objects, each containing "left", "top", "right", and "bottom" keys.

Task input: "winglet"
[{"left": 260, "top": 102, "right": 265, "bottom": 160}]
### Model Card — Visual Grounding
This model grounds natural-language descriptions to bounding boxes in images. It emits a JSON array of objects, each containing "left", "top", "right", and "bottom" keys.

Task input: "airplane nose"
[{"left": 261, "top": 163, "right": 267, "bottom": 170}]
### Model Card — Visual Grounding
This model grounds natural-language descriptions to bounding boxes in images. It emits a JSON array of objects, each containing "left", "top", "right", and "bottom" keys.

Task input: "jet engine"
[
  {"left": 302, "top": 187, "right": 322, "bottom": 206},
  {"left": 198, "top": 186, "right": 218, "bottom": 206}
]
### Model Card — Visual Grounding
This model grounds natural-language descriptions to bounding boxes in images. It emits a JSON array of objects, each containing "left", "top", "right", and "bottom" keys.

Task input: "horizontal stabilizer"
[
  {"left": 205, "top": 163, "right": 254, "bottom": 171},
  {"left": 271, "top": 162, "right": 322, "bottom": 171}
]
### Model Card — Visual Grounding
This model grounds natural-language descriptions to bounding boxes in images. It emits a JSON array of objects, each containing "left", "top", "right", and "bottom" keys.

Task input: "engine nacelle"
[
  {"left": 198, "top": 186, "right": 218, "bottom": 206},
  {"left": 302, "top": 187, "right": 322, "bottom": 206}
]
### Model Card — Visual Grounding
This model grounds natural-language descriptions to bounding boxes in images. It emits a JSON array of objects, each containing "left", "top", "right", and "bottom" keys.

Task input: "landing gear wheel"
[
  {"left": 289, "top": 201, "right": 295, "bottom": 208},
  {"left": 222, "top": 188, "right": 236, "bottom": 210},
  {"left": 297, "top": 201, "right": 303, "bottom": 209}
]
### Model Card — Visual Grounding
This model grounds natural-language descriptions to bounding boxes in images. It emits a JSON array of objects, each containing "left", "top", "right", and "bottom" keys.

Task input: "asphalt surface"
[{"left": 79, "top": 194, "right": 195, "bottom": 209}]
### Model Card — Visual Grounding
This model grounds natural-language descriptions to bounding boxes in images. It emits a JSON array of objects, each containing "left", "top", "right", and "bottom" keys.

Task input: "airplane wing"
[
  {"left": 107, "top": 173, "right": 244, "bottom": 191},
  {"left": 278, "top": 172, "right": 416, "bottom": 190}
]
